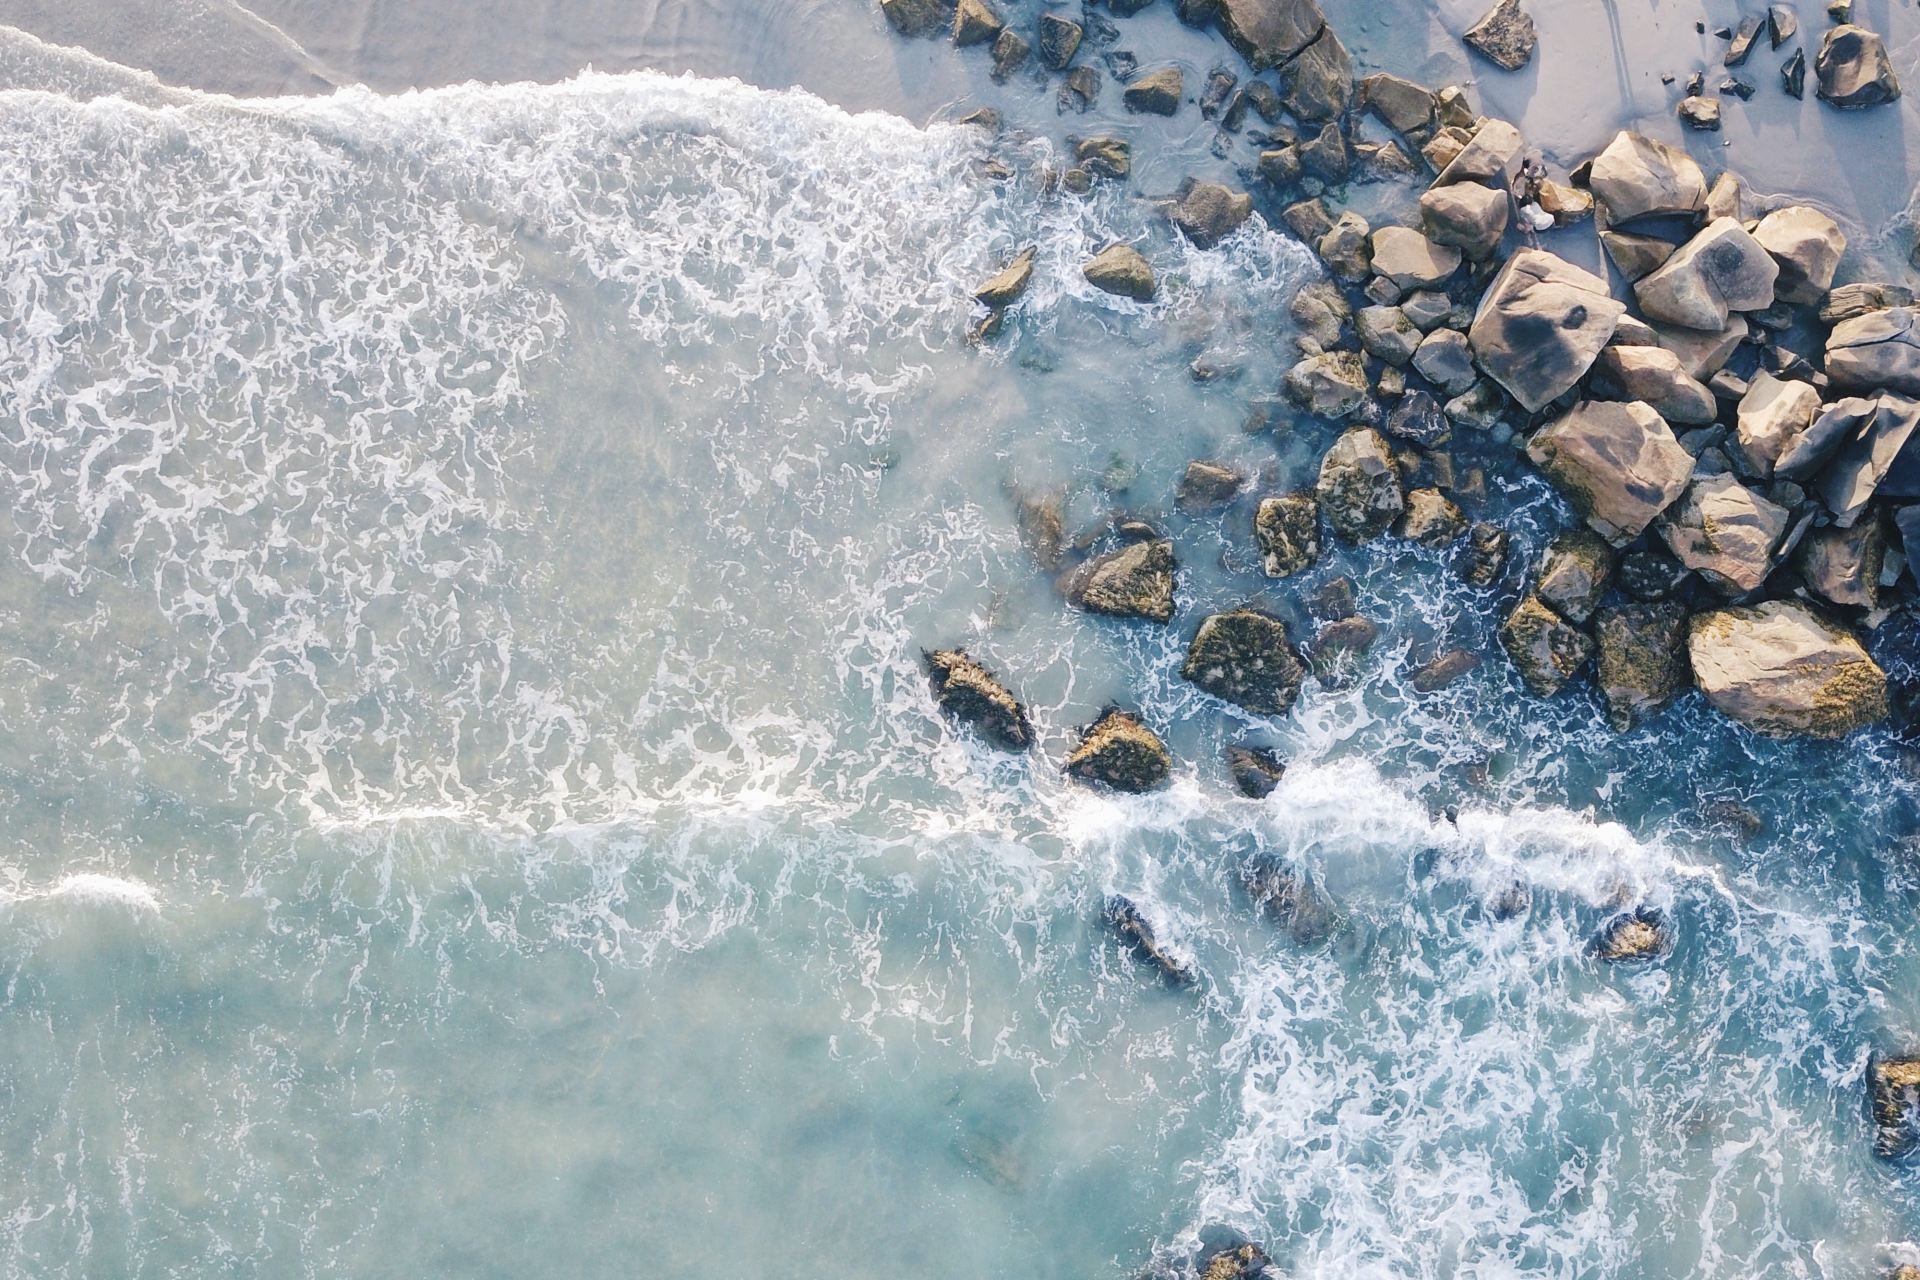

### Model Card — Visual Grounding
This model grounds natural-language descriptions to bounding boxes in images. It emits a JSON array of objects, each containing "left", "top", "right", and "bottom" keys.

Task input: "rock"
[
  {"left": 1678, "top": 95, "right": 1723, "bottom": 130},
  {"left": 1254, "top": 494, "right": 1322, "bottom": 577},
  {"left": 1285, "top": 350, "right": 1369, "bottom": 418},
  {"left": 1317, "top": 212, "right": 1373, "bottom": 281},
  {"left": 1826, "top": 307, "right": 1920, "bottom": 395},
  {"left": 1433, "top": 117, "right": 1525, "bottom": 188},
  {"left": 1065, "top": 538, "right": 1177, "bottom": 621},
  {"left": 1397, "top": 487, "right": 1466, "bottom": 545},
  {"left": 1213, "top": 0, "right": 1328, "bottom": 68},
  {"left": 1075, "top": 135, "right": 1130, "bottom": 178},
  {"left": 1776, "top": 395, "right": 1877, "bottom": 481},
  {"left": 1458, "top": 521, "right": 1511, "bottom": 585},
  {"left": 1182, "top": 609, "right": 1309, "bottom": 713},
  {"left": 1361, "top": 73, "right": 1439, "bottom": 136},
  {"left": 1317, "top": 427, "right": 1406, "bottom": 543},
  {"left": 1634, "top": 218, "right": 1780, "bottom": 332},
  {"left": 1822, "top": 282, "right": 1914, "bottom": 325},
  {"left": 1412, "top": 648, "right": 1480, "bottom": 691},
  {"left": 1281, "top": 28, "right": 1355, "bottom": 121},
  {"left": 1306, "top": 614, "right": 1379, "bottom": 687},
  {"left": 1283, "top": 198, "right": 1335, "bottom": 243},
  {"left": 1413, "top": 329, "right": 1478, "bottom": 395},
  {"left": 1586, "top": 130, "right": 1708, "bottom": 223},
  {"left": 1423, "top": 128, "right": 1471, "bottom": 172},
  {"left": 1357, "top": 306, "right": 1422, "bottom": 366},
  {"left": 1227, "top": 745, "right": 1286, "bottom": 797},
  {"left": 1816, "top": 24, "right": 1901, "bottom": 109},
  {"left": 1601, "top": 230, "right": 1679, "bottom": 283},
  {"left": 1733, "top": 373, "right": 1821, "bottom": 477},
  {"left": 1868, "top": 1055, "right": 1920, "bottom": 1159},
  {"left": 1768, "top": 3, "right": 1797, "bottom": 46},
  {"left": 924, "top": 649, "right": 1034, "bottom": 750},
  {"left": 880, "top": 0, "right": 947, "bottom": 36},
  {"left": 1705, "top": 172, "right": 1745, "bottom": 223},
  {"left": 1257, "top": 145, "right": 1302, "bottom": 187},
  {"left": 1298, "top": 122, "right": 1350, "bottom": 182},
  {"left": 1797, "top": 518, "right": 1885, "bottom": 608},
  {"left": 1652, "top": 317, "right": 1749, "bottom": 380},
  {"left": 1058, "top": 67, "right": 1100, "bottom": 112},
  {"left": 1469, "top": 250, "right": 1625, "bottom": 412},
  {"left": 1783, "top": 47, "right": 1806, "bottom": 98},
  {"left": 1177, "top": 461, "right": 1245, "bottom": 510},
  {"left": 1290, "top": 282, "right": 1351, "bottom": 349},
  {"left": 974, "top": 247, "right": 1036, "bottom": 307},
  {"left": 1593, "top": 909, "right": 1668, "bottom": 960},
  {"left": 1527, "top": 401, "right": 1695, "bottom": 546},
  {"left": 1538, "top": 181, "right": 1594, "bottom": 226},
  {"left": 1595, "top": 601, "right": 1689, "bottom": 729},
  {"left": 1124, "top": 66, "right": 1183, "bottom": 114},
  {"left": 1065, "top": 707, "right": 1172, "bottom": 790},
  {"left": 1105, "top": 895, "right": 1197, "bottom": 984},
  {"left": 1589, "top": 345, "right": 1718, "bottom": 424},
  {"left": 1752, "top": 206, "right": 1846, "bottom": 305},
  {"left": 1814, "top": 393, "right": 1920, "bottom": 525},
  {"left": 1726, "top": 12, "right": 1764, "bottom": 64},
  {"left": 1037, "top": 13, "right": 1083, "bottom": 68},
  {"left": 1445, "top": 380, "right": 1506, "bottom": 432},
  {"left": 1500, "top": 595, "right": 1593, "bottom": 696},
  {"left": 1082, "top": 244, "right": 1156, "bottom": 300},
  {"left": 1687, "top": 599, "right": 1888, "bottom": 737},
  {"left": 1014, "top": 490, "right": 1066, "bottom": 568},
  {"left": 1618, "top": 546, "right": 1688, "bottom": 599},
  {"left": 954, "top": 0, "right": 1004, "bottom": 44},
  {"left": 1419, "top": 182, "right": 1509, "bottom": 260},
  {"left": 1658, "top": 473, "right": 1790, "bottom": 594},
  {"left": 1401, "top": 291, "right": 1453, "bottom": 331},
  {"left": 1199, "top": 67, "right": 1238, "bottom": 117},
  {"left": 1241, "top": 861, "right": 1339, "bottom": 943},
  {"left": 1535, "top": 529, "right": 1614, "bottom": 623},
  {"left": 1200, "top": 1243, "right": 1271, "bottom": 1280},
  {"left": 1170, "top": 180, "right": 1253, "bottom": 248},
  {"left": 1463, "top": 0, "right": 1536, "bottom": 70},
  {"left": 1385, "top": 389, "right": 1451, "bottom": 447}
]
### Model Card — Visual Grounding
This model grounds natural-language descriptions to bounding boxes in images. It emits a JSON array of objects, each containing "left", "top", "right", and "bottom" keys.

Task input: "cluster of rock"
[{"left": 1669, "top": 2, "right": 1898, "bottom": 128}]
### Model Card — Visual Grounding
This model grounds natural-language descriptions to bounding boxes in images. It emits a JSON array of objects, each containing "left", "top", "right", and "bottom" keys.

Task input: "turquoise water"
[{"left": 0, "top": 44, "right": 1915, "bottom": 1280}]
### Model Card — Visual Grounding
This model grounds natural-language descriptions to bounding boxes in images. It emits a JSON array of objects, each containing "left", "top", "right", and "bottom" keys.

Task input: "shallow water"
[{"left": 0, "top": 20, "right": 1916, "bottom": 1280}]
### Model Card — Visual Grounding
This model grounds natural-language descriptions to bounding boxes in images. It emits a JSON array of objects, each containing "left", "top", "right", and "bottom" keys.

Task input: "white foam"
[{"left": 42, "top": 872, "right": 160, "bottom": 914}]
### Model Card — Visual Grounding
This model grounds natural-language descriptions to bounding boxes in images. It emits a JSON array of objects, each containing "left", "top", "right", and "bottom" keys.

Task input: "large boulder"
[
  {"left": 1316, "top": 427, "right": 1406, "bottom": 543},
  {"left": 1182, "top": 609, "right": 1309, "bottom": 713},
  {"left": 1083, "top": 244, "right": 1156, "bottom": 300},
  {"left": 1816, "top": 393, "right": 1920, "bottom": 525},
  {"left": 1657, "top": 473, "right": 1790, "bottom": 595},
  {"left": 1419, "top": 182, "right": 1509, "bottom": 260},
  {"left": 1285, "top": 350, "right": 1369, "bottom": 417},
  {"left": 1653, "top": 316, "right": 1748, "bottom": 380},
  {"left": 1433, "top": 118, "right": 1525, "bottom": 188},
  {"left": 1595, "top": 601, "right": 1689, "bottom": 730},
  {"left": 1469, "top": 250, "right": 1625, "bottom": 412},
  {"left": 1360, "top": 72, "right": 1438, "bottom": 136},
  {"left": 1065, "top": 707, "right": 1173, "bottom": 790},
  {"left": 1687, "top": 599, "right": 1888, "bottom": 737},
  {"left": 1065, "top": 539, "right": 1177, "bottom": 621},
  {"left": 1797, "top": 519, "right": 1886, "bottom": 609},
  {"left": 1752, "top": 206, "right": 1846, "bottom": 305},
  {"left": 1816, "top": 24, "right": 1901, "bottom": 109},
  {"left": 1214, "top": 0, "right": 1327, "bottom": 68},
  {"left": 1826, "top": 307, "right": 1920, "bottom": 395},
  {"left": 924, "top": 649, "right": 1033, "bottom": 750},
  {"left": 1733, "top": 373, "right": 1821, "bottom": 477},
  {"left": 1534, "top": 528, "right": 1614, "bottom": 623},
  {"left": 1357, "top": 305, "right": 1422, "bottom": 366},
  {"left": 1869, "top": 1056, "right": 1920, "bottom": 1159},
  {"left": 1170, "top": 180, "right": 1254, "bottom": 248},
  {"left": 1282, "top": 28, "right": 1355, "bottom": 120},
  {"left": 1526, "top": 400, "right": 1695, "bottom": 545},
  {"left": 1588, "top": 345, "right": 1717, "bottom": 424},
  {"left": 1413, "top": 328, "right": 1478, "bottom": 395},
  {"left": 1776, "top": 395, "right": 1878, "bottom": 481},
  {"left": 1369, "top": 226, "right": 1463, "bottom": 293},
  {"left": 1500, "top": 595, "right": 1593, "bottom": 696},
  {"left": 1634, "top": 218, "right": 1780, "bottom": 331},
  {"left": 1586, "top": 130, "right": 1708, "bottom": 223},
  {"left": 1254, "top": 494, "right": 1322, "bottom": 576}
]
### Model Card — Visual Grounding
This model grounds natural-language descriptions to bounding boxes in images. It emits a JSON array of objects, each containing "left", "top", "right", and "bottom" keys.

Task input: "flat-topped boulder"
[
  {"left": 1826, "top": 307, "right": 1920, "bottom": 395},
  {"left": 1419, "top": 182, "right": 1509, "bottom": 260},
  {"left": 1752, "top": 205, "right": 1845, "bottom": 304},
  {"left": 1589, "top": 345, "right": 1717, "bottom": 424},
  {"left": 1469, "top": 250, "right": 1625, "bottom": 412},
  {"left": 1634, "top": 218, "right": 1779, "bottom": 331},
  {"left": 1657, "top": 473, "right": 1790, "bottom": 595},
  {"left": 1065, "top": 707, "right": 1173, "bottom": 790},
  {"left": 1526, "top": 400, "right": 1695, "bottom": 545},
  {"left": 1586, "top": 130, "right": 1708, "bottom": 222},
  {"left": 1182, "top": 609, "right": 1308, "bottom": 713},
  {"left": 1733, "top": 372, "right": 1821, "bottom": 477},
  {"left": 1369, "top": 226, "right": 1462, "bottom": 293},
  {"left": 1214, "top": 0, "right": 1328, "bottom": 68},
  {"left": 1065, "top": 539, "right": 1176, "bottom": 621},
  {"left": 924, "top": 649, "right": 1033, "bottom": 750},
  {"left": 1082, "top": 244, "right": 1156, "bottom": 300},
  {"left": 1317, "top": 427, "right": 1406, "bottom": 543},
  {"left": 1688, "top": 599, "right": 1888, "bottom": 737}
]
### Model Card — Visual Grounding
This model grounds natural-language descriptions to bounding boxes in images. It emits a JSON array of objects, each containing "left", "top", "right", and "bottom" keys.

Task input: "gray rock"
[
  {"left": 1396, "top": 487, "right": 1467, "bottom": 545},
  {"left": 1413, "top": 328, "right": 1478, "bottom": 395},
  {"left": 1705, "top": 172, "right": 1745, "bottom": 222},
  {"left": 1037, "top": 13, "right": 1083, "bottom": 68},
  {"left": 1814, "top": 393, "right": 1920, "bottom": 525},
  {"left": 1285, "top": 350, "right": 1369, "bottom": 417},
  {"left": 1433, "top": 117, "right": 1526, "bottom": 189},
  {"left": 1618, "top": 546, "right": 1689, "bottom": 599},
  {"left": 1445, "top": 380, "right": 1507, "bottom": 432},
  {"left": 1124, "top": 66, "right": 1184, "bottom": 114},
  {"left": 1283, "top": 197, "right": 1335, "bottom": 243},
  {"left": 1065, "top": 707, "right": 1173, "bottom": 789},
  {"left": 1065, "top": 539, "right": 1176, "bottom": 620},
  {"left": 1227, "top": 745, "right": 1286, "bottom": 797},
  {"left": 1500, "top": 595, "right": 1593, "bottom": 696},
  {"left": 1318, "top": 211, "right": 1373, "bottom": 281},
  {"left": 954, "top": 0, "right": 1004, "bottom": 43},
  {"left": 1357, "top": 305, "right": 1422, "bottom": 366},
  {"left": 1775, "top": 395, "right": 1877, "bottom": 481},
  {"left": 1658, "top": 472, "right": 1790, "bottom": 594},
  {"left": 1316, "top": 427, "right": 1406, "bottom": 543},
  {"left": 1586, "top": 130, "right": 1708, "bottom": 223},
  {"left": 1733, "top": 373, "right": 1821, "bottom": 477},
  {"left": 1634, "top": 218, "right": 1780, "bottom": 331},
  {"left": 1752, "top": 206, "right": 1846, "bottom": 305},
  {"left": 974, "top": 246, "right": 1036, "bottom": 307},
  {"left": 1254, "top": 494, "right": 1321, "bottom": 576},
  {"left": 1298, "top": 121, "right": 1350, "bottom": 182},
  {"left": 1688, "top": 599, "right": 1887, "bottom": 737},
  {"left": 1678, "top": 95, "right": 1723, "bottom": 131},
  {"left": 1257, "top": 145, "right": 1302, "bottom": 188},
  {"left": 1534, "top": 528, "right": 1614, "bottom": 623},
  {"left": 1176, "top": 461, "right": 1246, "bottom": 510},
  {"left": 1652, "top": 317, "right": 1749, "bottom": 380},
  {"left": 1370, "top": 226, "right": 1463, "bottom": 294},
  {"left": 1595, "top": 601, "right": 1689, "bottom": 729},
  {"left": 1074, "top": 135, "right": 1130, "bottom": 178},
  {"left": 1589, "top": 345, "right": 1718, "bottom": 424},
  {"left": 1468, "top": 250, "right": 1625, "bottom": 412},
  {"left": 1420, "top": 182, "right": 1509, "bottom": 260},
  {"left": 1170, "top": 180, "right": 1253, "bottom": 248},
  {"left": 1826, "top": 307, "right": 1920, "bottom": 395},
  {"left": 1797, "top": 518, "right": 1885, "bottom": 608},
  {"left": 1360, "top": 72, "right": 1438, "bottom": 136},
  {"left": 1816, "top": 24, "right": 1901, "bottom": 109},
  {"left": 1282, "top": 28, "right": 1355, "bottom": 121},
  {"left": 1464, "top": 0, "right": 1536, "bottom": 70},
  {"left": 1527, "top": 400, "right": 1695, "bottom": 545},
  {"left": 990, "top": 27, "right": 1030, "bottom": 79},
  {"left": 1105, "top": 895, "right": 1196, "bottom": 984},
  {"left": 1821, "top": 282, "right": 1914, "bottom": 325},
  {"left": 1385, "top": 389, "right": 1451, "bottom": 446},
  {"left": 1458, "top": 521, "right": 1510, "bottom": 585},
  {"left": 924, "top": 648, "right": 1034, "bottom": 749},
  {"left": 1082, "top": 244, "right": 1156, "bottom": 300},
  {"left": 1182, "top": 609, "right": 1308, "bottom": 713},
  {"left": 1725, "top": 13, "right": 1764, "bottom": 64},
  {"left": 1213, "top": 0, "right": 1328, "bottom": 68},
  {"left": 1601, "top": 230, "right": 1680, "bottom": 282},
  {"left": 1401, "top": 290, "right": 1453, "bottom": 331},
  {"left": 1783, "top": 46, "right": 1807, "bottom": 98},
  {"left": 880, "top": 0, "right": 947, "bottom": 36}
]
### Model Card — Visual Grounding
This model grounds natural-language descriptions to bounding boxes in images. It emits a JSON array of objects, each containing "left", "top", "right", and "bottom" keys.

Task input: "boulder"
[
  {"left": 924, "top": 649, "right": 1034, "bottom": 750},
  {"left": 1105, "top": 896, "right": 1197, "bottom": 984},
  {"left": 1593, "top": 910, "right": 1668, "bottom": 960},
  {"left": 1254, "top": 494, "right": 1322, "bottom": 577},
  {"left": 1600, "top": 230, "right": 1679, "bottom": 282},
  {"left": 1412, "top": 648, "right": 1480, "bottom": 691},
  {"left": 1658, "top": 472, "right": 1790, "bottom": 594},
  {"left": 1065, "top": 707, "right": 1172, "bottom": 789},
  {"left": 1124, "top": 67, "right": 1184, "bottom": 114},
  {"left": 1075, "top": 136, "right": 1130, "bottom": 179},
  {"left": 1687, "top": 599, "right": 1888, "bottom": 737},
  {"left": 990, "top": 28, "right": 1030, "bottom": 79},
  {"left": 1796, "top": 518, "right": 1885, "bottom": 608},
  {"left": 1037, "top": 13, "right": 1083, "bottom": 68},
  {"left": 1752, "top": 206, "right": 1846, "bottom": 305},
  {"left": 1082, "top": 244, "right": 1156, "bottom": 300},
  {"left": 1826, "top": 307, "right": 1920, "bottom": 395},
  {"left": 1595, "top": 601, "right": 1689, "bottom": 729},
  {"left": 1214, "top": 0, "right": 1327, "bottom": 68},
  {"left": 1226, "top": 745, "right": 1286, "bottom": 797},
  {"left": 1586, "top": 130, "right": 1708, "bottom": 222},
  {"left": 1537, "top": 180, "right": 1594, "bottom": 225},
  {"left": 1306, "top": 614, "right": 1379, "bottom": 685},
  {"left": 1370, "top": 226, "right": 1463, "bottom": 294},
  {"left": 1419, "top": 182, "right": 1509, "bottom": 260},
  {"left": 1776, "top": 395, "right": 1877, "bottom": 481},
  {"left": 1463, "top": 0, "right": 1536, "bottom": 70},
  {"left": 880, "top": 0, "right": 948, "bottom": 36},
  {"left": 1822, "top": 282, "right": 1914, "bottom": 325},
  {"left": 1177, "top": 461, "right": 1245, "bottom": 510},
  {"left": 1396, "top": 487, "right": 1466, "bottom": 545},
  {"left": 1317, "top": 211, "right": 1373, "bottom": 281},
  {"left": 1634, "top": 218, "right": 1779, "bottom": 331},
  {"left": 953, "top": 0, "right": 1004, "bottom": 43},
  {"left": 1733, "top": 372, "right": 1820, "bottom": 477},
  {"left": 1361, "top": 73, "right": 1438, "bottom": 136},
  {"left": 1290, "top": 281, "right": 1351, "bottom": 348},
  {"left": 1706, "top": 171, "right": 1746, "bottom": 222},
  {"left": 1678, "top": 95, "right": 1723, "bottom": 131},
  {"left": 1445, "top": 380, "right": 1506, "bottom": 432},
  {"left": 974, "top": 247, "right": 1036, "bottom": 307},
  {"left": 1816, "top": 24, "right": 1901, "bottom": 109},
  {"left": 1385, "top": 389, "right": 1451, "bottom": 446},
  {"left": 1282, "top": 29, "right": 1355, "bottom": 121},
  {"left": 1316, "top": 427, "right": 1406, "bottom": 543},
  {"left": 1815, "top": 393, "right": 1920, "bottom": 525},
  {"left": 1469, "top": 250, "right": 1625, "bottom": 412},
  {"left": 1065, "top": 539, "right": 1177, "bottom": 621},
  {"left": 1653, "top": 317, "right": 1749, "bottom": 381},
  {"left": 1500, "top": 595, "right": 1593, "bottom": 696},
  {"left": 1170, "top": 180, "right": 1253, "bottom": 248},
  {"left": 1285, "top": 350, "right": 1369, "bottom": 417},
  {"left": 1357, "top": 305, "right": 1422, "bottom": 366},
  {"left": 1589, "top": 345, "right": 1718, "bottom": 424},
  {"left": 1868, "top": 1055, "right": 1920, "bottom": 1159},
  {"left": 1527, "top": 400, "right": 1695, "bottom": 545},
  {"left": 1433, "top": 117, "right": 1525, "bottom": 188},
  {"left": 1458, "top": 521, "right": 1511, "bottom": 585},
  {"left": 1534, "top": 528, "right": 1614, "bottom": 623},
  {"left": 1413, "top": 328, "right": 1478, "bottom": 395},
  {"left": 1182, "top": 609, "right": 1309, "bottom": 713},
  {"left": 1298, "top": 123, "right": 1350, "bottom": 181}
]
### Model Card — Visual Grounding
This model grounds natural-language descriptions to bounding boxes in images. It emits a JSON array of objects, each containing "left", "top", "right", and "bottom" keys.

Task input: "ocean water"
[{"left": 0, "top": 34, "right": 1916, "bottom": 1280}]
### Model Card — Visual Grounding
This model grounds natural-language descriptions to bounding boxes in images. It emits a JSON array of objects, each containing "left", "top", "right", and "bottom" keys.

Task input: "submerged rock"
[
  {"left": 1082, "top": 244, "right": 1157, "bottom": 300},
  {"left": 1242, "top": 859, "right": 1339, "bottom": 943},
  {"left": 1226, "top": 745, "right": 1286, "bottom": 798},
  {"left": 1200, "top": 1242, "right": 1272, "bottom": 1280},
  {"left": 1869, "top": 1055, "right": 1920, "bottom": 1158},
  {"left": 990, "top": 28, "right": 1030, "bottom": 79},
  {"left": 1500, "top": 595, "right": 1593, "bottom": 696},
  {"left": 1317, "top": 427, "right": 1406, "bottom": 543},
  {"left": 1065, "top": 707, "right": 1172, "bottom": 790},
  {"left": 1593, "top": 909, "right": 1669, "bottom": 961},
  {"left": 1463, "top": 0, "right": 1536, "bottom": 70},
  {"left": 1469, "top": 250, "right": 1624, "bottom": 412},
  {"left": 1817, "top": 24, "right": 1901, "bottom": 109},
  {"left": 1412, "top": 648, "right": 1480, "bottom": 691},
  {"left": 1595, "top": 601, "right": 1689, "bottom": 730},
  {"left": 1458, "top": 521, "right": 1511, "bottom": 586},
  {"left": 924, "top": 649, "right": 1034, "bottom": 750},
  {"left": 1527, "top": 401, "right": 1695, "bottom": 546},
  {"left": 1797, "top": 519, "right": 1886, "bottom": 609},
  {"left": 1105, "top": 895, "right": 1197, "bottom": 985},
  {"left": 1065, "top": 539, "right": 1177, "bottom": 622},
  {"left": 1177, "top": 460, "right": 1246, "bottom": 510},
  {"left": 1254, "top": 493, "right": 1322, "bottom": 577},
  {"left": 1182, "top": 609, "right": 1308, "bottom": 714},
  {"left": 1688, "top": 599, "right": 1888, "bottom": 737}
]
